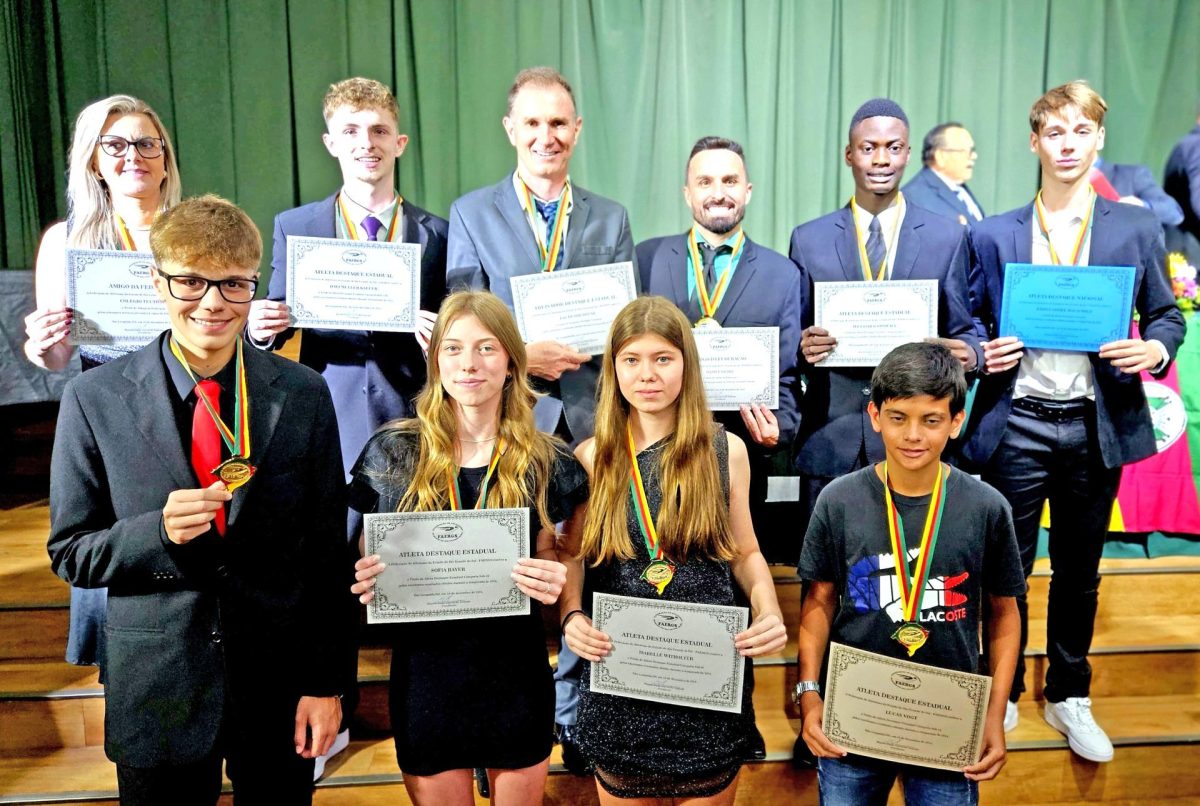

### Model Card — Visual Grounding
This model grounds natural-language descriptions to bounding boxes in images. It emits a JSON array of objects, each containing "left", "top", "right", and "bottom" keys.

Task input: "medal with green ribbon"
[
  {"left": 850, "top": 194, "right": 905, "bottom": 282},
  {"left": 687, "top": 227, "right": 746, "bottom": 328},
  {"left": 1034, "top": 188, "right": 1095, "bottom": 266},
  {"left": 169, "top": 336, "right": 255, "bottom": 491},
  {"left": 627, "top": 424, "right": 675, "bottom": 595},
  {"left": 114, "top": 215, "right": 138, "bottom": 250},
  {"left": 883, "top": 461, "right": 950, "bottom": 656},
  {"left": 337, "top": 193, "right": 403, "bottom": 241},
  {"left": 447, "top": 440, "right": 505, "bottom": 510},
  {"left": 519, "top": 179, "right": 571, "bottom": 272}
]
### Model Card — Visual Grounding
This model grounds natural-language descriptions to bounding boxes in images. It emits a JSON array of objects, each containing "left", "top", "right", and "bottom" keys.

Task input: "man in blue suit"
[
  {"left": 446, "top": 67, "right": 635, "bottom": 445},
  {"left": 248, "top": 77, "right": 448, "bottom": 480},
  {"left": 966, "top": 81, "right": 1184, "bottom": 760},
  {"left": 638, "top": 136, "right": 802, "bottom": 564},
  {"left": 1093, "top": 157, "right": 1183, "bottom": 227},
  {"left": 903, "top": 122, "right": 986, "bottom": 226},
  {"left": 789, "top": 99, "right": 981, "bottom": 538},
  {"left": 1163, "top": 111, "right": 1200, "bottom": 262}
]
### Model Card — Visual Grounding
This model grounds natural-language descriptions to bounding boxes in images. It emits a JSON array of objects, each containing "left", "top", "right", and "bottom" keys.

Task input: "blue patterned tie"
[{"left": 534, "top": 199, "right": 559, "bottom": 245}]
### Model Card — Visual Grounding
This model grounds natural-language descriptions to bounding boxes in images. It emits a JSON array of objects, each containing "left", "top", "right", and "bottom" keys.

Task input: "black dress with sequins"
[{"left": 575, "top": 427, "right": 757, "bottom": 798}]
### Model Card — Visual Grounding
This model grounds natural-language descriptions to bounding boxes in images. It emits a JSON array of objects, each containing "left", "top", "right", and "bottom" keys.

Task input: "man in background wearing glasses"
[
  {"left": 47, "top": 195, "right": 355, "bottom": 805},
  {"left": 903, "top": 122, "right": 986, "bottom": 226}
]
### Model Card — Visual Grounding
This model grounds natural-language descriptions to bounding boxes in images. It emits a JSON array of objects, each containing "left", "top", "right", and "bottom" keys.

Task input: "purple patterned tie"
[{"left": 361, "top": 215, "right": 383, "bottom": 241}]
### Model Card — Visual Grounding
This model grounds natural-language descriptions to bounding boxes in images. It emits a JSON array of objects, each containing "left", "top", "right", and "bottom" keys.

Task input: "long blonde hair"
[
  {"left": 386, "top": 291, "right": 560, "bottom": 529},
  {"left": 65, "top": 94, "right": 181, "bottom": 249},
  {"left": 580, "top": 296, "right": 735, "bottom": 565}
]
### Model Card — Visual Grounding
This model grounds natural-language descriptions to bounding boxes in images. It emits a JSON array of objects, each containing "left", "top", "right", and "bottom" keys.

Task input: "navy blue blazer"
[
  {"left": 788, "top": 204, "right": 980, "bottom": 477},
  {"left": 266, "top": 193, "right": 449, "bottom": 476},
  {"left": 636, "top": 233, "right": 803, "bottom": 442},
  {"left": 1164, "top": 125, "right": 1200, "bottom": 255},
  {"left": 446, "top": 174, "right": 635, "bottom": 441},
  {"left": 902, "top": 167, "right": 985, "bottom": 226},
  {"left": 962, "top": 197, "right": 1186, "bottom": 470},
  {"left": 1096, "top": 159, "right": 1184, "bottom": 227},
  {"left": 47, "top": 334, "right": 354, "bottom": 767}
]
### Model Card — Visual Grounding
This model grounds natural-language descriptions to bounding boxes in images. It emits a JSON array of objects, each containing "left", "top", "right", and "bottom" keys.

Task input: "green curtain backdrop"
[{"left": 3, "top": 0, "right": 1199, "bottom": 276}]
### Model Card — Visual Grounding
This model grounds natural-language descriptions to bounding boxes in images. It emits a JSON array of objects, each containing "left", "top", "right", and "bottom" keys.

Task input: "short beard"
[{"left": 697, "top": 205, "right": 745, "bottom": 236}]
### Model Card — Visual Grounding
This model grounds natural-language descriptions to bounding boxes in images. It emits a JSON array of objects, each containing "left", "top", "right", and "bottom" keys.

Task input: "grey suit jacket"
[
  {"left": 446, "top": 173, "right": 635, "bottom": 440},
  {"left": 47, "top": 334, "right": 355, "bottom": 767}
]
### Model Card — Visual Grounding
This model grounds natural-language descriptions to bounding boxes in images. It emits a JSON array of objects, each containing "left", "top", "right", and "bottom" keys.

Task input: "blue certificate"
[{"left": 998, "top": 263, "right": 1136, "bottom": 352}]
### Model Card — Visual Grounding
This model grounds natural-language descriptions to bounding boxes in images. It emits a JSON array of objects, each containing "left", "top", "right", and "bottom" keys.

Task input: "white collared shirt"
[
  {"left": 511, "top": 171, "right": 573, "bottom": 254},
  {"left": 932, "top": 169, "right": 983, "bottom": 221},
  {"left": 336, "top": 191, "right": 404, "bottom": 241},
  {"left": 850, "top": 194, "right": 906, "bottom": 279}
]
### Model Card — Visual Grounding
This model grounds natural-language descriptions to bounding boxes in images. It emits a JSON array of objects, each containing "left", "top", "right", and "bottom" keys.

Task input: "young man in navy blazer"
[
  {"left": 965, "top": 81, "right": 1185, "bottom": 760},
  {"left": 48, "top": 196, "right": 355, "bottom": 804},
  {"left": 789, "top": 98, "right": 981, "bottom": 543},
  {"left": 248, "top": 77, "right": 448, "bottom": 480}
]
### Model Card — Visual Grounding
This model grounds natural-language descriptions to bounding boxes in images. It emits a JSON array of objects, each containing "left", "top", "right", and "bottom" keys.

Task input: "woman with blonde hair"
[
  {"left": 24, "top": 93, "right": 182, "bottom": 371},
  {"left": 561, "top": 295, "right": 786, "bottom": 804},
  {"left": 350, "top": 290, "right": 588, "bottom": 805}
]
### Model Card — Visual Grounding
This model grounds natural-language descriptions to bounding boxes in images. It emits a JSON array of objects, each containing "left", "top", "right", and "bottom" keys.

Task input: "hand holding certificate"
[
  {"left": 510, "top": 262, "right": 637, "bottom": 356},
  {"left": 814, "top": 280, "right": 938, "bottom": 367},
  {"left": 998, "top": 263, "right": 1135, "bottom": 352},
  {"left": 66, "top": 249, "right": 170, "bottom": 347},
  {"left": 363, "top": 508, "right": 530, "bottom": 624},
  {"left": 286, "top": 235, "right": 421, "bottom": 332}
]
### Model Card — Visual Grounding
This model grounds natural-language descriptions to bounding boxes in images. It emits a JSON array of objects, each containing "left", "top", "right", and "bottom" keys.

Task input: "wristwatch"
[{"left": 792, "top": 680, "right": 821, "bottom": 705}]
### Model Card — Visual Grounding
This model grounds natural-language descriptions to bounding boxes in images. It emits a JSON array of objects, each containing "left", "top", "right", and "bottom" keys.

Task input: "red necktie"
[{"left": 192, "top": 379, "right": 226, "bottom": 536}]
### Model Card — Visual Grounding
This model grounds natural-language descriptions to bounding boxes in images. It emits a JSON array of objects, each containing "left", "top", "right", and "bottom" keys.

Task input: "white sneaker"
[
  {"left": 1043, "top": 697, "right": 1114, "bottom": 762},
  {"left": 1003, "top": 700, "right": 1018, "bottom": 733},
  {"left": 312, "top": 728, "right": 351, "bottom": 782}
]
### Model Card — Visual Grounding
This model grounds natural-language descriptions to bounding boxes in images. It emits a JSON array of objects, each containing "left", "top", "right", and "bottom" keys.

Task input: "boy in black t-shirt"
[{"left": 797, "top": 342, "right": 1023, "bottom": 805}]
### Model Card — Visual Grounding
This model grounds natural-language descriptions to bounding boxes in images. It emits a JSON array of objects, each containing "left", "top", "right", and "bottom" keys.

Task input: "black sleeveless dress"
[
  {"left": 349, "top": 429, "right": 588, "bottom": 775},
  {"left": 575, "top": 427, "right": 757, "bottom": 798}
]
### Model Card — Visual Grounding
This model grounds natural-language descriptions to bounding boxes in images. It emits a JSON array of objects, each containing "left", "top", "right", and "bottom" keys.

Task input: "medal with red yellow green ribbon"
[
  {"left": 447, "top": 440, "right": 505, "bottom": 510},
  {"left": 336, "top": 193, "right": 403, "bottom": 242},
  {"left": 1034, "top": 188, "right": 1095, "bottom": 266},
  {"left": 687, "top": 227, "right": 745, "bottom": 327},
  {"left": 627, "top": 424, "right": 675, "bottom": 595},
  {"left": 519, "top": 179, "right": 571, "bottom": 272},
  {"left": 114, "top": 215, "right": 139, "bottom": 250},
  {"left": 883, "top": 461, "right": 950, "bottom": 656},
  {"left": 168, "top": 336, "right": 256, "bottom": 492}
]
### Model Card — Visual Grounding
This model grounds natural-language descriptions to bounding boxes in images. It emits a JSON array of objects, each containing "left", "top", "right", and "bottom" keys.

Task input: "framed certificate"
[
  {"left": 286, "top": 235, "right": 421, "bottom": 332},
  {"left": 510, "top": 262, "right": 637, "bottom": 355},
  {"left": 822, "top": 642, "right": 991, "bottom": 771},
  {"left": 66, "top": 249, "right": 170, "bottom": 347},
  {"left": 694, "top": 327, "right": 779, "bottom": 410},
  {"left": 589, "top": 593, "right": 748, "bottom": 713},
  {"left": 998, "top": 263, "right": 1136, "bottom": 352},
  {"left": 814, "top": 280, "right": 938, "bottom": 367},
  {"left": 364, "top": 508, "right": 529, "bottom": 624}
]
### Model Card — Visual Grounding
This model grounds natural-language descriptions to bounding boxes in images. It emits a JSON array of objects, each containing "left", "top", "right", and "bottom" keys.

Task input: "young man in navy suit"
[
  {"left": 48, "top": 196, "right": 355, "bottom": 805},
  {"left": 637, "top": 136, "right": 803, "bottom": 562},
  {"left": 248, "top": 77, "right": 448, "bottom": 480},
  {"left": 789, "top": 98, "right": 981, "bottom": 543},
  {"left": 966, "top": 81, "right": 1185, "bottom": 759}
]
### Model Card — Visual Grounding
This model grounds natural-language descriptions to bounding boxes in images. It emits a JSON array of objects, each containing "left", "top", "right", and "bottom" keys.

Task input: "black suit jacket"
[
  {"left": 963, "top": 197, "right": 1186, "bottom": 469},
  {"left": 788, "top": 204, "right": 980, "bottom": 477},
  {"left": 267, "top": 193, "right": 449, "bottom": 476},
  {"left": 47, "top": 334, "right": 355, "bottom": 767},
  {"left": 902, "top": 167, "right": 985, "bottom": 225},
  {"left": 636, "top": 233, "right": 803, "bottom": 443}
]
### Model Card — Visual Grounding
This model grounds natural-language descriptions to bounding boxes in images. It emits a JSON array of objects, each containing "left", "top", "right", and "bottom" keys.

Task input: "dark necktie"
[
  {"left": 699, "top": 242, "right": 732, "bottom": 291},
  {"left": 191, "top": 379, "right": 226, "bottom": 536},
  {"left": 361, "top": 214, "right": 383, "bottom": 241},
  {"left": 867, "top": 216, "right": 886, "bottom": 278},
  {"left": 534, "top": 199, "right": 559, "bottom": 244}
]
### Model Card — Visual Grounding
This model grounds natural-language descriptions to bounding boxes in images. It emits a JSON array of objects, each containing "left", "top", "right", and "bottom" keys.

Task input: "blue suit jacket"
[
  {"left": 788, "top": 204, "right": 980, "bottom": 477},
  {"left": 962, "top": 197, "right": 1186, "bottom": 470},
  {"left": 266, "top": 193, "right": 448, "bottom": 476},
  {"left": 1164, "top": 125, "right": 1200, "bottom": 257},
  {"left": 446, "top": 173, "right": 635, "bottom": 441},
  {"left": 902, "top": 167, "right": 985, "bottom": 226},
  {"left": 636, "top": 233, "right": 803, "bottom": 442},
  {"left": 1096, "top": 159, "right": 1184, "bottom": 227}
]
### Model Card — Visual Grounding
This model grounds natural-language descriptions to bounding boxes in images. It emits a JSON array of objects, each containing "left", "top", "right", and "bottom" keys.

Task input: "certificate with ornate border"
[
  {"left": 822, "top": 642, "right": 991, "bottom": 771},
  {"left": 998, "top": 263, "right": 1136, "bottom": 351},
  {"left": 66, "top": 249, "right": 169, "bottom": 346},
  {"left": 364, "top": 508, "right": 529, "bottom": 624},
  {"left": 814, "top": 280, "right": 938, "bottom": 367},
  {"left": 286, "top": 235, "right": 420, "bottom": 332},
  {"left": 589, "top": 593, "right": 748, "bottom": 713},
  {"left": 694, "top": 327, "right": 779, "bottom": 410},
  {"left": 509, "top": 262, "right": 637, "bottom": 355}
]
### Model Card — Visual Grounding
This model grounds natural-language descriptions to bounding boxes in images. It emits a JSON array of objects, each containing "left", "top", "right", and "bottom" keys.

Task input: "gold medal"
[
  {"left": 213, "top": 457, "right": 257, "bottom": 492},
  {"left": 892, "top": 622, "right": 929, "bottom": 657},
  {"left": 641, "top": 559, "right": 676, "bottom": 596},
  {"left": 694, "top": 316, "right": 721, "bottom": 329}
]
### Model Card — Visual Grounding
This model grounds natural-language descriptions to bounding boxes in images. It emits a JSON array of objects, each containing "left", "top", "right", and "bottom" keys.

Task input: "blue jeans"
[{"left": 818, "top": 755, "right": 977, "bottom": 806}]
